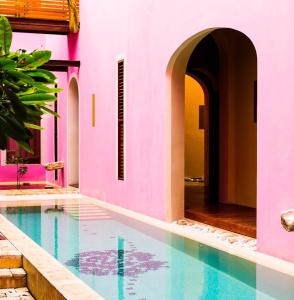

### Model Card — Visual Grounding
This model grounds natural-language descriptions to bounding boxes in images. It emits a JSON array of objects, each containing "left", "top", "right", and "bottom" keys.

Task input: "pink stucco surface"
[
  {"left": 0, "top": 165, "right": 45, "bottom": 182},
  {"left": 1, "top": 1, "right": 294, "bottom": 263}
]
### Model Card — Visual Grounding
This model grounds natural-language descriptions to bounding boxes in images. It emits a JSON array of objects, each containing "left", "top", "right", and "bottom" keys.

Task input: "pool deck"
[{"left": 0, "top": 186, "right": 79, "bottom": 196}]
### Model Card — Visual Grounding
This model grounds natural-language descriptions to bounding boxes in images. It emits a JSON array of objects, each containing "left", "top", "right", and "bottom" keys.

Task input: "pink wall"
[
  {"left": 70, "top": 0, "right": 294, "bottom": 262},
  {"left": 0, "top": 165, "right": 45, "bottom": 182},
  {"left": 1, "top": 1, "right": 294, "bottom": 263},
  {"left": 0, "top": 33, "right": 69, "bottom": 185}
]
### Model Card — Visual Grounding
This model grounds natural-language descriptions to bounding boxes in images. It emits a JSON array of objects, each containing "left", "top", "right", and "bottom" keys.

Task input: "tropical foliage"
[{"left": 0, "top": 16, "right": 61, "bottom": 152}]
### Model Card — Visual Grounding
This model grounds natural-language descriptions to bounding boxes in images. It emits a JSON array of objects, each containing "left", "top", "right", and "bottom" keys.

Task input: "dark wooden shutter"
[{"left": 118, "top": 60, "right": 125, "bottom": 180}]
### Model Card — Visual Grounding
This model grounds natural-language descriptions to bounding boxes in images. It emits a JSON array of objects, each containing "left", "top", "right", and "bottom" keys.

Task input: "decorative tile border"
[{"left": 0, "top": 215, "right": 103, "bottom": 300}]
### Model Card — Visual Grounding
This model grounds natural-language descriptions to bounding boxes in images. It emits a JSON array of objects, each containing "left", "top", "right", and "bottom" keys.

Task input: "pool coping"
[
  {"left": 0, "top": 214, "right": 104, "bottom": 300},
  {"left": 82, "top": 195, "right": 294, "bottom": 278}
]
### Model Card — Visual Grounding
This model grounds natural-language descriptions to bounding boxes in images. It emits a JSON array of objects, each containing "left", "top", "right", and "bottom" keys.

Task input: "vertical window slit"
[{"left": 118, "top": 60, "right": 124, "bottom": 180}]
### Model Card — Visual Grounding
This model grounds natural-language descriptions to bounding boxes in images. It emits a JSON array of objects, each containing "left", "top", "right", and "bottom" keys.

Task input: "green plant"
[{"left": 0, "top": 16, "right": 61, "bottom": 153}]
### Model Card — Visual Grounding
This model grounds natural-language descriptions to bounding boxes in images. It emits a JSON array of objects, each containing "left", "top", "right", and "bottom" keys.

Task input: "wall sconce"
[{"left": 92, "top": 94, "right": 96, "bottom": 127}]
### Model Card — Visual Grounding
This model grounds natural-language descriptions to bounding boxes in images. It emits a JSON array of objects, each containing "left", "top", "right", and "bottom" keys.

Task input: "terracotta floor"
[
  {"left": 69, "top": 183, "right": 79, "bottom": 188},
  {"left": 186, "top": 203, "right": 256, "bottom": 238}
]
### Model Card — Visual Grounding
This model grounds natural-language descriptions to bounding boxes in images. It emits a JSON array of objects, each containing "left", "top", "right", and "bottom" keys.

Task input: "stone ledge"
[
  {"left": 174, "top": 219, "right": 256, "bottom": 251},
  {"left": 0, "top": 240, "right": 22, "bottom": 269},
  {"left": 0, "top": 268, "right": 26, "bottom": 289}
]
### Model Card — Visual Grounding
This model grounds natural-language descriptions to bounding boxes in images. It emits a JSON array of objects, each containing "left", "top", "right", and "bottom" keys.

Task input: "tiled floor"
[{"left": 186, "top": 202, "right": 256, "bottom": 238}]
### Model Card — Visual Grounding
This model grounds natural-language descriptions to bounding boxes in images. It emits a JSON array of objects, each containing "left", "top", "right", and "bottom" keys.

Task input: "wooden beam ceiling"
[
  {"left": 43, "top": 60, "right": 80, "bottom": 72},
  {"left": 8, "top": 17, "right": 70, "bottom": 35}
]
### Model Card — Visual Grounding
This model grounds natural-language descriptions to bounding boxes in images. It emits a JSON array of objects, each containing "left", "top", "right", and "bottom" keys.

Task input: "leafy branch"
[{"left": 0, "top": 16, "right": 61, "bottom": 153}]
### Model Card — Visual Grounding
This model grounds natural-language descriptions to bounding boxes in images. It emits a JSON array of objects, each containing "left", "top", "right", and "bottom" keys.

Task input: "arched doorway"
[
  {"left": 68, "top": 77, "right": 80, "bottom": 188},
  {"left": 167, "top": 28, "right": 257, "bottom": 237}
]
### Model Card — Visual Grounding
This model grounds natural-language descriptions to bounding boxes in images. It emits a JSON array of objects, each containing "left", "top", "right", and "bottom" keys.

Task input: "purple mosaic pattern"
[
  {"left": 65, "top": 239, "right": 169, "bottom": 297},
  {"left": 65, "top": 249, "right": 169, "bottom": 277}
]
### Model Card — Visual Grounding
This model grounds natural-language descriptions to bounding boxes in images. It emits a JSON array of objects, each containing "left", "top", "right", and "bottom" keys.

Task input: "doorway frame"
[
  {"left": 166, "top": 27, "right": 257, "bottom": 222},
  {"left": 67, "top": 75, "right": 81, "bottom": 187}
]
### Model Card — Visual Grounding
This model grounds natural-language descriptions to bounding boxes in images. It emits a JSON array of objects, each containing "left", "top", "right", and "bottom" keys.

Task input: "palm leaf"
[
  {"left": 40, "top": 106, "right": 60, "bottom": 117},
  {"left": 3, "top": 87, "right": 27, "bottom": 121},
  {"left": 24, "top": 122, "right": 44, "bottom": 130},
  {"left": 0, "top": 58, "right": 16, "bottom": 70},
  {"left": 34, "top": 82, "right": 62, "bottom": 93},
  {"left": 25, "top": 69, "right": 56, "bottom": 83},
  {"left": 20, "top": 93, "right": 57, "bottom": 102},
  {"left": 7, "top": 70, "right": 35, "bottom": 85},
  {"left": 0, "top": 16, "right": 12, "bottom": 56}
]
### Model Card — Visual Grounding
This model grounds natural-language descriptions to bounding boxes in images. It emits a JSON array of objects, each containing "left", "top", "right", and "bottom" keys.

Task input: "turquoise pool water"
[{"left": 1, "top": 201, "right": 293, "bottom": 300}]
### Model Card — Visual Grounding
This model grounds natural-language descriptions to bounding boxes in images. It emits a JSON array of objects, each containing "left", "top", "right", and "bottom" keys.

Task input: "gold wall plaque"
[{"left": 92, "top": 94, "right": 96, "bottom": 127}]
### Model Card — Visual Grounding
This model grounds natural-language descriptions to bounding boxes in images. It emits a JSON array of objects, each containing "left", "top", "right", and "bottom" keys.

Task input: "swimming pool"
[{"left": 1, "top": 199, "right": 293, "bottom": 300}]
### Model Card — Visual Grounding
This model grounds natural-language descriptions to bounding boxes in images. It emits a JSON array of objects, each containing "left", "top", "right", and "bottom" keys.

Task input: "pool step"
[
  {"left": 0, "top": 268, "right": 26, "bottom": 289},
  {"left": 0, "top": 237, "right": 34, "bottom": 298},
  {"left": 62, "top": 204, "right": 113, "bottom": 221},
  {"left": 0, "top": 238, "right": 26, "bottom": 289},
  {"left": 0, "top": 240, "right": 22, "bottom": 268}
]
